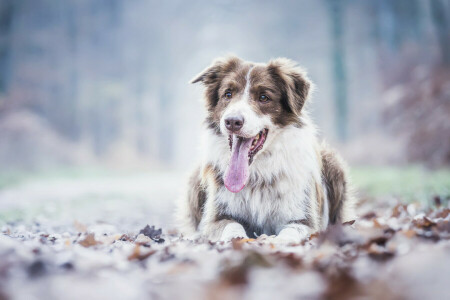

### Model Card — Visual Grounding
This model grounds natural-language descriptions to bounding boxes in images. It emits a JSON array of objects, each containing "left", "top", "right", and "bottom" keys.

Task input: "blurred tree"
[
  {"left": 430, "top": 0, "right": 450, "bottom": 65},
  {"left": 0, "top": 0, "right": 447, "bottom": 169},
  {"left": 0, "top": 0, "right": 14, "bottom": 96},
  {"left": 326, "top": 0, "right": 348, "bottom": 141}
]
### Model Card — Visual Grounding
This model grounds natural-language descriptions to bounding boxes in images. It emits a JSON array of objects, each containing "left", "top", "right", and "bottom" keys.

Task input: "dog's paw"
[
  {"left": 220, "top": 223, "right": 248, "bottom": 242},
  {"left": 272, "top": 227, "right": 305, "bottom": 245}
]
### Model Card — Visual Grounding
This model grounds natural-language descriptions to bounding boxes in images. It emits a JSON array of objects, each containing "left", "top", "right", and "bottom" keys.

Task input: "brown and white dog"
[{"left": 176, "top": 56, "right": 355, "bottom": 243}]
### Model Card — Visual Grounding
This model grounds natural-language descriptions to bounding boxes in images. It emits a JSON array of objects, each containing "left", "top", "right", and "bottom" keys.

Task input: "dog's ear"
[
  {"left": 190, "top": 60, "right": 222, "bottom": 85},
  {"left": 191, "top": 55, "right": 242, "bottom": 85},
  {"left": 191, "top": 56, "right": 242, "bottom": 110},
  {"left": 268, "top": 58, "right": 313, "bottom": 115}
]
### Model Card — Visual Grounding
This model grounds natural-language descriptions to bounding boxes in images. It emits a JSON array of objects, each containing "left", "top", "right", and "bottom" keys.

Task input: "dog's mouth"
[
  {"left": 228, "top": 129, "right": 268, "bottom": 165},
  {"left": 224, "top": 129, "right": 268, "bottom": 193}
]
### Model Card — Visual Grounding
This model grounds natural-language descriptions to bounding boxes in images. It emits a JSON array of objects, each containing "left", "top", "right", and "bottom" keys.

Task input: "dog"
[{"left": 176, "top": 56, "right": 355, "bottom": 243}]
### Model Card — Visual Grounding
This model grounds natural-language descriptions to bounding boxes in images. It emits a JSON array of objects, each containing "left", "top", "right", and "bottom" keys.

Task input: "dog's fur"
[{"left": 176, "top": 56, "right": 355, "bottom": 243}]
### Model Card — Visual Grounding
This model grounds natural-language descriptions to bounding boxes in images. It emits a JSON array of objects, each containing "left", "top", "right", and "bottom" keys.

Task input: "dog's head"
[{"left": 192, "top": 56, "right": 312, "bottom": 193}]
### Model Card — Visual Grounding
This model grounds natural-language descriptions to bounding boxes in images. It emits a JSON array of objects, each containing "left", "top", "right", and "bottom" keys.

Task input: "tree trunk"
[{"left": 326, "top": 0, "right": 348, "bottom": 141}]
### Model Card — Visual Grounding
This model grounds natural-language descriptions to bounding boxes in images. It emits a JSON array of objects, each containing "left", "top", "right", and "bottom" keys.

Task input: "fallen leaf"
[
  {"left": 367, "top": 243, "right": 395, "bottom": 261},
  {"left": 400, "top": 229, "right": 416, "bottom": 238},
  {"left": 231, "top": 238, "right": 243, "bottom": 250},
  {"left": 273, "top": 252, "right": 303, "bottom": 269},
  {"left": 119, "top": 234, "right": 134, "bottom": 242},
  {"left": 318, "top": 224, "right": 362, "bottom": 247},
  {"left": 412, "top": 215, "right": 436, "bottom": 229},
  {"left": 343, "top": 220, "right": 356, "bottom": 226},
  {"left": 127, "top": 245, "right": 156, "bottom": 261},
  {"left": 361, "top": 211, "right": 377, "bottom": 220},
  {"left": 240, "top": 238, "right": 256, "bottom": 243},
  {"left": 436, "top": 218, "right": 450, "bottom": 233},
  {"left": 78, "top": 233, "right": 101, "bottom": 247},
  {"left": 159, "top": 247, "right": 175, "bottom": 262},
  {"left": 392, "top": 204, "right": 407, "bottom": 218},
  {"left": 139, "top": 225, "right": 165, "bottom": 243},
  {"left": 135, "top": 234, "right": 152, "bottom": 245},
  {"left": 166, "top": 262, "right": 195, "bottom": 275},
  {"left": 220, "top": 251, "right": 272, "bottom": 286},
  {"left": 433, "top": 208, "right": 450, "bottom": 219}
]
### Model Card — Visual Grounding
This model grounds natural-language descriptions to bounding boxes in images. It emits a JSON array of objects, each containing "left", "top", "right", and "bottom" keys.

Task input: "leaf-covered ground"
[{"left": 0, "top": 169, "right": 449, "bottom": 300}]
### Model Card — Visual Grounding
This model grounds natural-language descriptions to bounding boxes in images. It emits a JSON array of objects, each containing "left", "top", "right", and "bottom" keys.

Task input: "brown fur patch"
[
  {"left": 186, "top": 167, "right": 207, "bottom": 230},
  {"left": 321, "top": 145, "right": 348, "bottom": 224},
  {"left": 315, "top": 180, "right": 325, "bottom": 222},
  {"left": 288, "top": 216, "right": 313, "bottom": 228},
  {"left": 201, "top": 163, "right": 223, "bottom": 189}
]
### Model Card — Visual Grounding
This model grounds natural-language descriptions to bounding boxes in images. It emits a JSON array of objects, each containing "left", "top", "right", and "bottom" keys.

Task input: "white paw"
[
  {"left": 220, "top": 223, "right": 248, "bottom": 241},
  {"left": 273, "top": 227, "right": 305, "bottom": 244}
]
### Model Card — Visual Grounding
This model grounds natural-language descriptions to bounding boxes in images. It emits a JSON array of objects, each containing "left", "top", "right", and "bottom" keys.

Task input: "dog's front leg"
[
  {"left": 202, "top": 219, "right": 248, "bottom": 242},
  {"left": 273, "top": 221, "right": 311, "bottom": 244},
  {"left": 200, "top": 193, "right": 248, "bottom": 241},
  {"left": 219, "top": 221, "right": 248, "bottom": 241}
]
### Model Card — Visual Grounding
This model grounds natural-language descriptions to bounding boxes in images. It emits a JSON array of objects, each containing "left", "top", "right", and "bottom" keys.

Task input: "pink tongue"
[{"left": 224, "top": 137, "right": 253, "bottom": 193}]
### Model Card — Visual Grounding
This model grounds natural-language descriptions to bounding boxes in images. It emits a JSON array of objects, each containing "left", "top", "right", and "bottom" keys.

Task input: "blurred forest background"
[
  {"left": 0, "top": 0, "right": 449, "bottom": 173},
  {"left": 1, "top": 3, "right": 449, "bottom": 298}
]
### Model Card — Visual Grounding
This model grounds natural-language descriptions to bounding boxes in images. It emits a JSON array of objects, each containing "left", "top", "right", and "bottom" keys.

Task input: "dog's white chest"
[{"left": 215, "top": 175, "right": 310, "bottom": 235}]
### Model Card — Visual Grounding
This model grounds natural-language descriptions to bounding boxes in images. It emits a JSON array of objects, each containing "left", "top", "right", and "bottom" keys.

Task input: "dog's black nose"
[{"left": 225, "top": 116, "right": 244, "bottom": 133}]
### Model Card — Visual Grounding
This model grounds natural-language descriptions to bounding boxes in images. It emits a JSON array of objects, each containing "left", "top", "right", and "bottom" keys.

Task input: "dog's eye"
[
  {"left": 259, "top": 94, "right": 270, "bottom": 102},
  {"left": 225, "top": 91, "right": 232, "bottom": 99}
]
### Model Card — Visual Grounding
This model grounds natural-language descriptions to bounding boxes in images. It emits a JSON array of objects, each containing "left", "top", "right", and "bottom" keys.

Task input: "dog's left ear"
[
  {"left": 190, "top": 56, "right": 242, "bottom": 85},
  {"left": 268, "top": 58, "right": 313, "bottom": 115},
  {"left": 190, "top": 56, "right": 242, "bottom": 110}
]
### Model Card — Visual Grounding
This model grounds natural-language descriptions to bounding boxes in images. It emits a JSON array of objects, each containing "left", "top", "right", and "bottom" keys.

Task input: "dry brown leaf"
[
  {"left": 127, "top": 245, "right": 156, "bottom": 261},
  {"left": 434, "top": 208, "right": 450, "bottom": 219},
  {"left": 231, "top": 238, "right": 243, "bottom": 250},
  {"left": 412, "top": 215, "right": 436, "bottom": 229},
  {"left": 78, "top": 233, "right": 101, "bottom": 247},
  {"left": 435, "top": 219, "right": 450, "bottom": 233},
  {"left": 401, "top": 229, "right": 416, "bottom": 238},
  {"left": 239, "top": 238, "right": 256, "bottom": 243},
  {"left": 343, "top": 220, "right": 356, "bottom": 226},
  {"left": 367, "top": 243, "right": 395, "bottom": 261},
  {"left": 273, "top": 252, "right": 303, "bottom": 269},
  {"left": 166, "top": 262, "right": 194, "bottom": 275},
  {"left": 361, "top": 211, "right": 377, "bottom": 220},
  {"left": 231, "top": 237, "right": 256, "bottom": 250},
  {"left": 391, "top": 204, "right": 407, "bottom": 218},
  {"left": 118, "top": 234, "right": 134, "bottom": 242}
]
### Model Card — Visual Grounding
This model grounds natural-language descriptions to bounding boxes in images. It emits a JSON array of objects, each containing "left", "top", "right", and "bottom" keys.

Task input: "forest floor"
[{"left": 0, "top": 167, "right": 449, "bottom": 300}]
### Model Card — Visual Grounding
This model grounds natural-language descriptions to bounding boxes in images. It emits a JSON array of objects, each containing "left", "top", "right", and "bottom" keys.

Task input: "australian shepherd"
[{"left": 176, "top": 56, "right": 355, "bottom": 243}]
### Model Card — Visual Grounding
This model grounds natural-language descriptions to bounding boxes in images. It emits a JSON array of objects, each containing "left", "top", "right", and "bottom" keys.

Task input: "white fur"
[
  {"left": 274, "top": 226, "right": 307, "bottom": 244},
  {"left": 220, "top": 223, "right": 248, "bottom": 241},
  {"left": 243, "top": 66, "right": 254, "bottom": 99},
  {"left": 220, "top": 67, "right": 272, "bottom": 138},
  {"left": 199, "top": 113, "right": 327, "bottom": 241},
  {"left": 321, "top": 180, "right": 330, "bottom": 229}
]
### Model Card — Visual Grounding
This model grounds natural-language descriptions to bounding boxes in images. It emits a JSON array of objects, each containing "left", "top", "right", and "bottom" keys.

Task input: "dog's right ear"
[
  {"left": 190, "top": 56, "right": 242, "bottom": 85},
  {"left": 268, "top": 58, "right": 313, "bottom": 116}
]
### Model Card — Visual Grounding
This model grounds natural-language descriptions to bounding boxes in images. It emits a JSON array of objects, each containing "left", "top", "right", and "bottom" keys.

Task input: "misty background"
[
  {"left": 0, "top": 0, "right": 449, "bottom": 172},
  {"left": 1, "top": 3, "right": 449, "bottom": 299}
]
